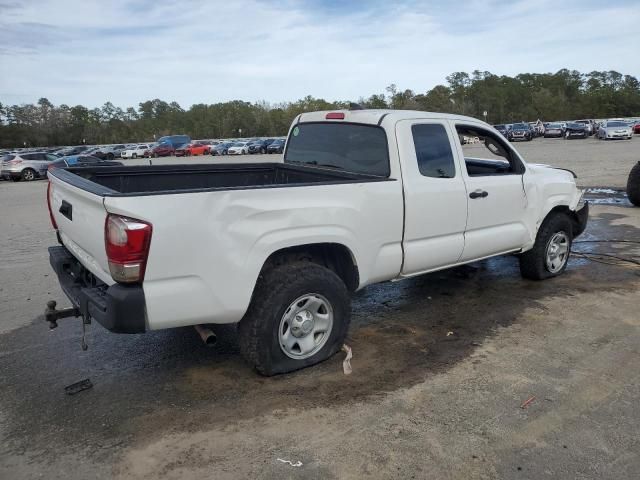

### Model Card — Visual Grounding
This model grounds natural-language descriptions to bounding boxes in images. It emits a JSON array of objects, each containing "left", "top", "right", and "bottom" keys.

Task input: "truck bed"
[{"left": 51, "top": 162, "right": 388, "bottom": 196}]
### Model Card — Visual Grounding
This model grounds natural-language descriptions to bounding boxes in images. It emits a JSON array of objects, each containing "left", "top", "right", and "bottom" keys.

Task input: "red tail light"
[
  {"left": 326, "top": 112, "right": 345, "bottom": 120},
  {"left": 105, "top": 214, "right": 152, "bottom": 283},
  {"left": 47, "top": 181, "right": 58, "bottom": 230},
  {"left": 8, "top": 159, "right": 22, "bottom": 165}
]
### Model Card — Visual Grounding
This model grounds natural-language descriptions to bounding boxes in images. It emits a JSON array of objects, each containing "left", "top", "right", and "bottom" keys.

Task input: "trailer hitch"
[{"left": 45, "top": 300, "right": 90, "bottom": 350}]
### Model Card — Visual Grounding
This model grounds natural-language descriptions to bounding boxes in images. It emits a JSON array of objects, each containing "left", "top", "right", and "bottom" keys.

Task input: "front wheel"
[
  {"left": 238, "top": 262, "right": 351, "bottom": 376},
  {"left": 627, "top": 162, "right": 640, "bottom": 207},
  {"left": 519, "top": 213, "right": 573, "bottom": 280}
]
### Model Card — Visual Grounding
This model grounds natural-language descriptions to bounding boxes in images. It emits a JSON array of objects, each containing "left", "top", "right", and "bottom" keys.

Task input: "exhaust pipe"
[{"left": 194, "top": 325, "right": 217, "bottom": 346}]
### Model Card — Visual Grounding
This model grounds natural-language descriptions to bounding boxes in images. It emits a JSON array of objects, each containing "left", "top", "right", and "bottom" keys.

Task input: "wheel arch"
[
  {"left": 543, "top": 205, "right": 584, "bottom": 237},
  {"left": 258, "top": 242, "right": 360, "bottom": 292}
]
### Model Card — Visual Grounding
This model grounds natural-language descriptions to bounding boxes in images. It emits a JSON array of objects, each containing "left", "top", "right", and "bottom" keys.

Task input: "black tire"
[
  {"left": 627, "top": 162, "right": 640, "bottom": 207},
  {"left": 238, "top": 261, "right": 351, "bottom": 376},
  {"left": 132, "top": 153, "right": 137, "bottom": 159},
  {"left": 21, "top": 168, "right": 37, "bottom": 181},
  {"left": 519, "top": 213, "right": 573, "bottom": 280}
]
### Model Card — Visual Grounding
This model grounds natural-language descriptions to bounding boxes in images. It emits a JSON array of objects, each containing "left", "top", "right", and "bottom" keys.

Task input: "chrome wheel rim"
[
  {"left": 278, "top": 293, "right": 333, "bottom": 360},
  {"left": 24, "top": 170, "right": 34, "bottom": 180},
  {"left": 545, "top": 231, "right": 570, "bottom": 273}
]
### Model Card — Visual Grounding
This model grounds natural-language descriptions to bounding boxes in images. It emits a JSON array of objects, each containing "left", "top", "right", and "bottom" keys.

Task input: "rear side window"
[
  {"left": 23, "top": 153, "right": 46, "bottom": 160},
  {"left": 2, "top": 154, "right": 16, "bottom": 161},
  {"left": 411, "top": 124, "right": 456, "bottom": 178},
  {"left": 285, "top": 123, "right": 390, "bottom": 177}
]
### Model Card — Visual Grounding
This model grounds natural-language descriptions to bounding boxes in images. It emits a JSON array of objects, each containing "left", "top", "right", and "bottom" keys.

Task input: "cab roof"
[{"left": 296, "top": 109, "right": 488, "bottom": 126}]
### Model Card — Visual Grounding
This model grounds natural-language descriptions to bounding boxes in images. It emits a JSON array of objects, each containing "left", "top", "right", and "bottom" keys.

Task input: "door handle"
[{"left": 469, "top": 190, "right": 488, "bottom": 199}]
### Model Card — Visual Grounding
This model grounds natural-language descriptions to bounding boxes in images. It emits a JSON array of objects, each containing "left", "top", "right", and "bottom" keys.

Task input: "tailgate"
[{"left": 48, "top": 173, "right": 114, "bottom": 285}]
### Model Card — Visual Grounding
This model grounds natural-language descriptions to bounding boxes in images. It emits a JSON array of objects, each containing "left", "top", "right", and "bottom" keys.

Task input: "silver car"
[
  {"left": 598, "top": 121, "right": 633, "bottom": 140},
  {"left": 1, "top": 151, "right": 58, "bottom": 181}
]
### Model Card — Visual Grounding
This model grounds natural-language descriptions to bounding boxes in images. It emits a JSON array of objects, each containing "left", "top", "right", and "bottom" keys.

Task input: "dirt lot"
[{"left": 1, "top": 138, "right": 639, "bottom": 479}]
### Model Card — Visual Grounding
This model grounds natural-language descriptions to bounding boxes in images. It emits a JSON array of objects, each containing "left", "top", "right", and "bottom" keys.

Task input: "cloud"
[{"left": 0, "top": 0, "right": 638, "bottom": 108}]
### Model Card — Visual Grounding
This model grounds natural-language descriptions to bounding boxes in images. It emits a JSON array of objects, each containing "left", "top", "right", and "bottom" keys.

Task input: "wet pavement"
[{"left": 1, "top": 188, "right": 640, "bottom": 478}]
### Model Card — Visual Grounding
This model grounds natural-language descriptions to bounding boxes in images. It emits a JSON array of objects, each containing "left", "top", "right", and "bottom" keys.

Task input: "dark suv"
[
  {"left": 248, "top": 139, "right": 275, "bottom": 154},
  {"left": 508, "top": 123, "right": 533, "bottom": 142}
]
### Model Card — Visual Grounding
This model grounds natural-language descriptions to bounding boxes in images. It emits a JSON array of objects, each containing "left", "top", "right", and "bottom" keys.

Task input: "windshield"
[
  {"left": 512, "top": 123, "right": 528, "bottom": 129},
  {"left": 284, "top": 122, "right": 390, "bottom": 177},
  {"left": 548, "top": 123, "right": 561, "bottom": 128},
  {"left": 607, "top": 121, "right": 626, "bottom": 127}
]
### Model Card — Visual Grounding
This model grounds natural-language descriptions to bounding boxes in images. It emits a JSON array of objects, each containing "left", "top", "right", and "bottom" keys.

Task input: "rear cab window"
[
  {"left": 411, "top": 124, "right": 456, "bottom": 178},
  {"left": 284, "top": 122, "right": 390, "bottom": 177}
]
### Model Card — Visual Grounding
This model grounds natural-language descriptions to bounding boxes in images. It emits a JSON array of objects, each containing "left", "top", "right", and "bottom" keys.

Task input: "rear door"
[
  {"left": 48, "top": 173, "right": 113, "bottom": 284},
  {"left": 397, "top": 119, "right": 468, "bottom": 276}
]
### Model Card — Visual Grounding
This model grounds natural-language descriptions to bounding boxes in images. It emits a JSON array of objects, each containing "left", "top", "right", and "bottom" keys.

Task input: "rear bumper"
[{"left": 49, "top": 245, "right": 147, "bottom": 333}]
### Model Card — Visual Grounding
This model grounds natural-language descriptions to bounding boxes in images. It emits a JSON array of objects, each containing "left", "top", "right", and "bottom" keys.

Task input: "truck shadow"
[{"left": 1, "top": 211, "right": 638, "bottom": 462}]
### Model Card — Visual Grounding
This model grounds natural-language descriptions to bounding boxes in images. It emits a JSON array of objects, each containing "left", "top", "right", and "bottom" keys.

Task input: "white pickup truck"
[{"left": 45, "top": 109, "right": 588, "bottom": 375}]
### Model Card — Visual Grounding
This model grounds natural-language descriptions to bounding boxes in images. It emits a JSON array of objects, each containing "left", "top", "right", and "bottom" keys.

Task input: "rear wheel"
[
  {"left": 627, "top": 162, "right": 640, "bottom": 207},
  {"left": 238, "top": 261, "right": 351, "bottom": 376},
  {"left": 520, "top": 213, "right": 573, "bottom": 280},
  {"left": 21, "top": 168, "right": 36, "bottom": 181}
]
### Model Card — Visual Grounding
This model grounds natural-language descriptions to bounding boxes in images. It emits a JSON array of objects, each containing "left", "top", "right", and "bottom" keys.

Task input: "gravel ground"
[{"left": 0, "top": 138, "right": 639, "bottom": 479}]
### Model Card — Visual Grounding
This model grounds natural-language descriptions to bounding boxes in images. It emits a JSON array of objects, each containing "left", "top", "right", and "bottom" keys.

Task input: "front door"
[{"left": 452, "top": 122, "right": 530, "bottom": 262}]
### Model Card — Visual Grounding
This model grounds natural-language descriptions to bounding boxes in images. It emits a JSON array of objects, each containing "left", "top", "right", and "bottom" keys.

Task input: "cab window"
[{"left": 455, "top": 125, "right": 524, "bottom": 176}]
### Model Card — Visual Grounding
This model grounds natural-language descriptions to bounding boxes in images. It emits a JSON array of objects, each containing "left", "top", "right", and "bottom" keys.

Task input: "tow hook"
[{"left": 45, "top": 300, "right": 90, "bottom": 351}]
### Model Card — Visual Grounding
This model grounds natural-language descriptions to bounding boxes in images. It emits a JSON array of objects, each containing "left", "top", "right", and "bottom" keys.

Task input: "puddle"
[{"left": 583, "top": 187, "right": 632, "bottom": 206}]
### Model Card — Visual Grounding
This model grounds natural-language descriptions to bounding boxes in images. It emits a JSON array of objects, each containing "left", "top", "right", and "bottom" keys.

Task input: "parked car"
[
  {"left": 574, "top": 120, "right": 594, "bottom": 136},
  {"left": 121, "top": 144, "right": 153, "bottom": 159},
  {"left": 508, "top": 123, "right": 532, "bottom": 141},
  {"left": 157, "top": 135, "right": 191, "bottom": 148},
  {"left": 544, "top": 123, "right": 564, "bottom": 138},
  {"left": 91, "top": 144, "right": 128, "bottom": 160},
  {"left": 210, "top": 142, "right": 234, "bottom": 156},
  {"left": 1, "top": 151, "right": 58, "bottom": 181},
  {"left": 145, "top": 142, "right": 176, "bottom": 158},
  {"left": 248, "top": 139, "right": 275, "bottom": 154},
  {"left": 597, "top": 120, "right": 633, "bottom": 140},
  {"left": 175, "top": 143, "right": 211, "bottom": 157},
  {"left": 49, "top": 155, "right": 123, "bottom": 170},
  {"left": 266, "top": 139, "right": 286, "bottom": 154},
  {"left": 45, "top": 108, "right": 588, "bottom": 375},
  {"left": 493, "top": 125, "right": 509, "bottom": 138},
  {"left": 564, "top": 122, "right": 588, "bottom": 139},
  {"left": 57, "top": 145, "right": 89, "bottom": 157},
  {"left": 227, "top": 142, "right": 250, "bottom": 155},
  {"left": 631, "top": 120, "right": 640, "bottom": 135}
]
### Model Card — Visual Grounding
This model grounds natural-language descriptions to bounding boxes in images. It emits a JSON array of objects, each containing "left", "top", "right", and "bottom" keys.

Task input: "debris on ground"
[
  {"left": 64, "top": 378, "right": 93, "bottom": 396},
  {"left": 520, "top": 396, "right": 536, "bottom": 409},
  {"left": 446, "top": 331, "right": 454, "bottom": 337},
  {"left": 277, "top": 458, "right": 303, "bottom": 467},
  {"left": 342, "top": 344, "right": 353, "bottom": 375}
]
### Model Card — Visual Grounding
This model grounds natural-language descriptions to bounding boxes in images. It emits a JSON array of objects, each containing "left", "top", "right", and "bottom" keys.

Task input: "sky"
[{"left": 1, "top": 0, "right": 639, "bottom": 109}]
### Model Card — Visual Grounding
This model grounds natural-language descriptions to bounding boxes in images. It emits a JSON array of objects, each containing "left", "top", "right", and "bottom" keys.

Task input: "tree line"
[{"left": 1, "top": 69, "right": 639, "bottom": 148}]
